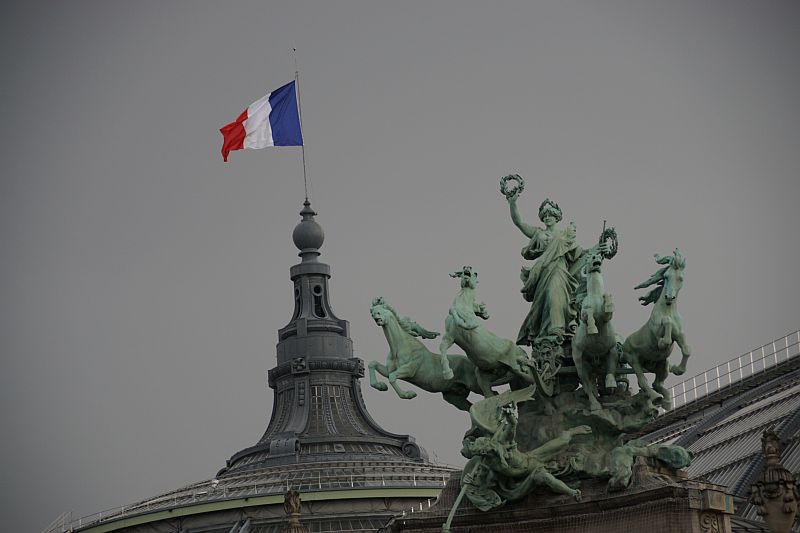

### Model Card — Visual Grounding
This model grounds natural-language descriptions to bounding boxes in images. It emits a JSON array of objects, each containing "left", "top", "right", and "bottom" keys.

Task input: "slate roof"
[{"left": 640, "top": 330, "right": 800, "bottom": 531}]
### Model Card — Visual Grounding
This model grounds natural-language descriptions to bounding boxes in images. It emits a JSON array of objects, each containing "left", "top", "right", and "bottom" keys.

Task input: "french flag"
[{"left": 219, "top": 80, "right": 304, "bottom": 162}]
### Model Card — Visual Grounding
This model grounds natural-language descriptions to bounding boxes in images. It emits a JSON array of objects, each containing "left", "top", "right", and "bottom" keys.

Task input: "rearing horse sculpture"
[
  {"left": 439, "top": 266, "right": 538, "bottom": 397},
  {"left": 622, "top": 249, "right": 691, "bottom": 409},
  {"left": 571, "top": 251, "right": 619, "bottom": 412},
  {"left": 368, "top": 297, "right": 482, "bottom": 411}
]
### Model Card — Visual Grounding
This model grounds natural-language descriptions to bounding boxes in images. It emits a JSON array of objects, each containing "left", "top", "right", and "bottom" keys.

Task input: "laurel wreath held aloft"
[
  {"left": 599, "top": 226, "right": 619, "bottom": 259},
  {"left": 500, "top": 174, "right": 525, "bottom": 199}
]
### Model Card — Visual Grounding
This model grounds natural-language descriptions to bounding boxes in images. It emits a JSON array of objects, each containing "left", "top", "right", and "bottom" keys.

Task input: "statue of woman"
[{"left": 507, "top": 190, "right": 606, "bottom": 345}]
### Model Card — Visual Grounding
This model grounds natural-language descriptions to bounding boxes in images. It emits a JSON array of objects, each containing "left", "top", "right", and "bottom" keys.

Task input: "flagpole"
[{"left": 292, "top": 47, "right": 311, "bottom": 203}]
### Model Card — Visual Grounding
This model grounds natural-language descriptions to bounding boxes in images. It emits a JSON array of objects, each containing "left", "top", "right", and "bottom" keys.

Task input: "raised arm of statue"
[
  {"left": 507, "top": 191, "right": 537, "bottom": 239},
  {"left": 583, "top": 241, "right": 611, "bottom": 259}
]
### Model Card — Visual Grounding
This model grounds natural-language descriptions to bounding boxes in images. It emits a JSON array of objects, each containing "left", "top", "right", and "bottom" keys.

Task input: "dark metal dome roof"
[
  {"left": 218, "top": 201, "right": 430, "bottom": 476},
  {"left": 51, "top": 200, "right": 456, "bottom": 533}
]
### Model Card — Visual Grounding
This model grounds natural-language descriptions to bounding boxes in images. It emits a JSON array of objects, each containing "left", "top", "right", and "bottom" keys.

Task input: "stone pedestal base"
[{"left": 386, "top": 459, "right": 734, "bottom": 533}]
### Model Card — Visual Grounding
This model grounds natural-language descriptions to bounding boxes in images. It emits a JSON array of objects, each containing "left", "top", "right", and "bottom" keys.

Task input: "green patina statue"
[
  {"left": 368, "top": 297, "right": 483, "bottom": 411},
  {"left": 443, "top": 387, "right": 592, "bottom": 530},
  {"left": 622, "top": 249, "right": 692, "bottom": 409},
  {"left": 461, "top": 388, "right": 590, "bottom": 506},
  {"left": 608, "top": 440, "right": 692, "bottom": 491},
  {"left": 368, "top": 175, "right": 694, "bottom": 527},
  {"left": 571, "top": 250, "right": 621, "bottom": 412},
  {"left": 503, "top": 174, "right": 612, "bottom": 347},
  {"left": 437, "top": 266, "right": 543, "bottom": 396}
]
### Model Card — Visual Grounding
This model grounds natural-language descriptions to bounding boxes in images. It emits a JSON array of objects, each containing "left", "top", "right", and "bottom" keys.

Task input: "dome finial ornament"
[{"left": 292, "top": 200, "right": 324, "bottom": 261}]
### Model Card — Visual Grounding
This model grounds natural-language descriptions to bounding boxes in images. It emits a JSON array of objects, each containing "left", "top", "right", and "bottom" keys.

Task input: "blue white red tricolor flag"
[{"left": 219, "top": 81, "right": 304, "bottom": 162}]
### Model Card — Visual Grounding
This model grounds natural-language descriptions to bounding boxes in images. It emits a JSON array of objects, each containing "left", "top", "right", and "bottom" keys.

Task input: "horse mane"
[
  {"left": 634, "top": 265, "right": 668, "bottom": 306},
  {"left": 399, "top": 317, "right": 440, "bottom": 339},
  {"left": 634, "top": 249, "right": 686, "bottom": 306},
  {"left": 371, "top": 297, "right": 440, "bottom": 339}
]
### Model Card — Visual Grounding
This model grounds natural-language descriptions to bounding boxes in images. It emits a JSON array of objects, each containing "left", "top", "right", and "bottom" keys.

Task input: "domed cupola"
[{"left": 219, "top": 200, "right": 426, "bottom": 473}]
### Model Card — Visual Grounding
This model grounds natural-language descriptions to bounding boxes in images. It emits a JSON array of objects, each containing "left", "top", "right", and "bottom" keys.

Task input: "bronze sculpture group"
[{"left": 368, "top": 175, "right": 693, "bottom": 526}]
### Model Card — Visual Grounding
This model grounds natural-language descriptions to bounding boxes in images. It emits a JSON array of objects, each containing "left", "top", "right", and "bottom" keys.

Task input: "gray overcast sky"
[{"left": 2, "top": 1, "right": 799, "bottom": 531}]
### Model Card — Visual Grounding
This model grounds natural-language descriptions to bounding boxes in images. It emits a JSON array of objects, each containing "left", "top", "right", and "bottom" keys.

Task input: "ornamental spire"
[
  {"left": 217, "top": 200, "right": 424, "bottom": 473},
  {"left": 292, "top": 200, "right": 324, "bottom": 262}
]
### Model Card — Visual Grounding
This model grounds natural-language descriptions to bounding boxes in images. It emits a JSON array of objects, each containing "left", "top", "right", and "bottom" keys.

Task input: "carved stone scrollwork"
[
  {"left": 354, "top": 358, "right": 365, "bottom": 378},
  {"left": 270, "top": 357, "right": 366, "bottom": 382},
  {"left": 529, "top": 336, "right": 564, "bottom": 396},
  {"left": 698, "top": 511, "right": 721, "bottom": 533},
  {"left": 291, "top": 357, "right": 308, "bottom": 374},
  {"left": 749, "top": 430, "right": 800, "bottom": 533},
  {"left": 402, "top": 441, "right": 422, "bottom": 459},
  {"left": 270, "top": 436, "right": 300, "bottom": 457}
]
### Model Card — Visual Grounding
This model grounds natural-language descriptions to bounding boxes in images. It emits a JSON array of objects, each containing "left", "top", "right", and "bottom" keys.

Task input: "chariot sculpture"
[{"left": 368, "top": 174, "right": 694, "bottom": 528}]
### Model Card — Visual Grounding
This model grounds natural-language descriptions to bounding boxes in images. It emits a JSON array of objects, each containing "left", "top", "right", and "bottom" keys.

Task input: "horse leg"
[
  {"left": 604, "top": 342, "right": 620, "bottom": 391},
  {"left": 475, "top": 367, "right": 497, "bottom": 397},
  {"left": 389, "top": 379, "right": 417, "bottom": 400},
  {"left": 438, "top": 327, "right": 455, "bottom": 380},
  {"left": 602, "top": 293, "right": 614, "bottom": 321},
  {"left": 629, "top": 352, "right": 660, "bottom": 401},
  {"left": 389, "top": 359, "right": 419, "bottom": 383},
  {"left": 442, "top": 391, "right": 472, "bottom": 411},
  {"left": 584, "top": 306, "right": 598, "bottom": 335},
  {"left": 658, "top": 318, "right": 673, "bottom": 351},
  {"left": 389, "top": 363, "right": 418, "bottom": 399},
  {"left": 368, "top": 360, "right": 390, "bottom": 392},
  {"left": 653, "top": 360, "right": 672, "bottom": 409},
  {"left": 671, "top": 328, "right": 691, "bottom": 376},
  {"left": 574, "top": 345, "right": 602, "bottom": 411}
]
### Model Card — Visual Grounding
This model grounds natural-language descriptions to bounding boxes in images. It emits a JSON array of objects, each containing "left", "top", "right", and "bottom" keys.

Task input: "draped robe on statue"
[{"left": 517, "top": 225, "right": 584, "bottom": 345}]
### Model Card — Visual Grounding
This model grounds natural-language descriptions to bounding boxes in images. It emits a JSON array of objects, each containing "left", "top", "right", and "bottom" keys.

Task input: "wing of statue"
[{"left": 469, "top": 386, "right": 536, "bottom": 435}]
